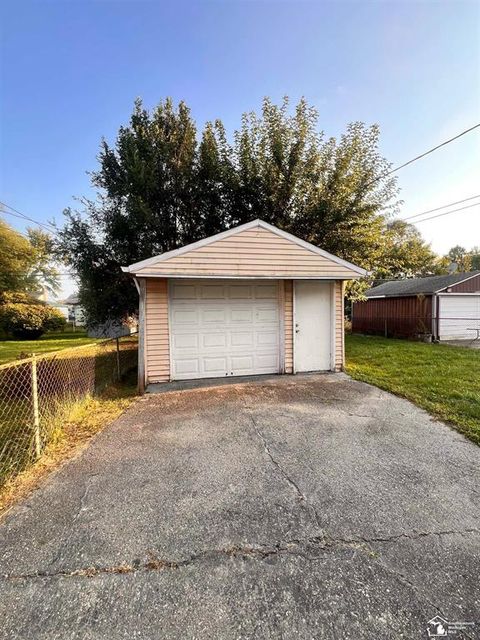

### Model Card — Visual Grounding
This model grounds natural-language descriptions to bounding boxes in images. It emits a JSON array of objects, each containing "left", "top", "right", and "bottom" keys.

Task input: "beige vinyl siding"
[
  {"left": 137, "top": 227, "right": 357, "bottom": 279},
  {"left": 334, "top": 280, "right": 344, "bottom": 371},
  {"left": 284, "top": 280, "right": 293, "bottom": 373},
  {"left": 145, "top": 278, "right": 170, "bottom": 382},
  {"left": 142, "top": 276, "right": 342, "bottom": 384}
]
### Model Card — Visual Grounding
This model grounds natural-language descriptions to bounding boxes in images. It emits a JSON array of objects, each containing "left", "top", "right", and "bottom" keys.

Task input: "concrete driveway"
[{"left": 0, "top": 374, "right": 479, "bottom": 639}]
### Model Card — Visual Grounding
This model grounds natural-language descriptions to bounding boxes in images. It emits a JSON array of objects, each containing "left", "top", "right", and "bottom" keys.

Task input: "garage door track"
[{"left": 0, "top": 374, "right": 479, "bottom": 639}]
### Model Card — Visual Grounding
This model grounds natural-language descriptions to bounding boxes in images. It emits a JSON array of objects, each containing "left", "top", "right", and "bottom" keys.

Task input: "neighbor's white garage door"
[
  {"left": 169, "top": 280, "right": 280, "bottom": 380},
  {"left": 438, "top": 294, "right": 480, "bottom": 340}
]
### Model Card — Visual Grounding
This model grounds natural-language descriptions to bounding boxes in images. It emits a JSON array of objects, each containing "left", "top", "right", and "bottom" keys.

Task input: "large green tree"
[
  {"left": 376, "top": 220, "right": 445, "bottom": 279},
  {"left": 0, "top": 219, "right": 59, "bottom": 295},
  {"left": 470, "top": 247, "right": 480, "bottom": 270},
  {"left": 58, "top": 97, "right": 403, "bottom": 324},
  {"left": 446, "top": 245, "right": 472, "bottom": 272}
]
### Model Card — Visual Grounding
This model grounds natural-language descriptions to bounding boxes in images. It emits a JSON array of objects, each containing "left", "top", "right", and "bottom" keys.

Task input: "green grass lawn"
[
  {"left": 0, "top": 331, "right": 102, "bottom": 366},
  {"left": 345, "top": 334, "right": 480, "bottom": 445}
]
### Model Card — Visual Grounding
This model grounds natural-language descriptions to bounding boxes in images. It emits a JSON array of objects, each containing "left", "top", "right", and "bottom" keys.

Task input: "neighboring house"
[
  {"left": 50, "top": 302, "right": 69, "bottom": 320},
  {"left": 352, "top": 271, "right": 480, "bottom": 340},
  {"left": 63, "top": 293, "right": 138, "bottom": 338},
  {"left": 31, "top": 286, "right": 69, "bottom": 319},
  {"left": 122, "top": 219, "right": 366, "bottom": 391},
  {"left": 87, "top": 317, "right": 138, "bottom": 339},
  {"left": 63, "top": 293, "right": 86, "bottom": 327}
]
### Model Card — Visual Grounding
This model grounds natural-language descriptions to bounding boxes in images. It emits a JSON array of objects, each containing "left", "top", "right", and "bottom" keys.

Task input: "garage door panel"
[
  {"left": 172, "top": 334, "right": 199, "bottom": 349},
  {"left": 202, "top": 333, "right": 227, "bottom": 348},
  {"left": 171, "top": 284, "right": 196, "bottom": 299},
  {"left": 174, "top": 359, "right": 200, "bottom": 376},
  {"left": 231, "top": 308, "right": 253, "bottom": 323},
  {"left": 231, "top": 331, "right": 254, "bottom": 347},
  {"left": 257, "top": 331, "right": 278, "bottom": 346},
  {"left": 256, "top": 307, "right": 278, "bottom": 323},
  {"left": 231, "top": 355, "right": 254, "bottom": 371},
  {"left": 200, "top": 285, "right": 225, "bottom": 299},
  {"left": 172, "top": 309, "right": 198, "bottom": 324},
  {"left": 229, "top": 285, "right": 252, "bottom": 299},
  {"left": 256, "top": 353, "right": 279, "bottom": 369},
  {"left": 170, "top": 279, "right": 280, "bottom": 380},
  {"left": 255, "top": 284, "right": 277, "bottom": 299},
  {"left": 204, "top": 357, "right": 228, "bottom": 373},
  {"left": 202, "top": 308, "right": 227, "bottom": 323},
  {"left": 439, "top": 295, "right": 480, "bottom": 340}
]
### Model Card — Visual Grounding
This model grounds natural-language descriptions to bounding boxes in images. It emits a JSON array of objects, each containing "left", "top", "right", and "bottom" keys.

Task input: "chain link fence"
[
  {"left": 0, "top": 335, "right": 138, "bottom": 488},
  {"left": 352, "top": 316, "right": 480, "bottom": 342}
]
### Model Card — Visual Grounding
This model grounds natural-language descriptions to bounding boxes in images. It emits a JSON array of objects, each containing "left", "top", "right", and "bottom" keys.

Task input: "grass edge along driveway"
[{"left": 345, "top": 334, "right": 480, "bottom": 445}]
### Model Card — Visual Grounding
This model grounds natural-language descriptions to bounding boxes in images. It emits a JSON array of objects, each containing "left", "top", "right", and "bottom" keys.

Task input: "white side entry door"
[{"left": 294, "top": 280, "right": 332, "bottom": 372}]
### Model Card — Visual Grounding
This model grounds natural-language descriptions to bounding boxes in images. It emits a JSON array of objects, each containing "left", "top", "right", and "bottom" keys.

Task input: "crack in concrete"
[
  {"left": 2, "top": 528, "right": 478, "bottom": 583},
  {"left": 48, "top": 474, "right": 100, "bottom": 569},
  {"left": 332, "top": 527, "right": 480, "bottom": 546},
  {"left": 246, "top": 410, "right": 324, "bottom": 532},
  {"left": 248, "top": 413, "right": 307, "bottom": 503}
]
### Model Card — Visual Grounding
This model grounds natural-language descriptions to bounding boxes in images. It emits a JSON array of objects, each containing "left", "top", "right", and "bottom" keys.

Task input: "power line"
[
  {"left": 402, "top": 193, "right": 480, "bottom": 221},
  {"left": 1, "top": 271, "right": 77, "bottom": 276},
  {"left": 367, "top": 122, "right": 480, "bottom": 188},
  {"left": 0, "top": 200, "right": 57, "bottom": 233},
  {"left": 411, "top": 201, "right": 480, "bottom": 224},
  {"left": 0, "top": 208, "right": 56, "bottom": 233}
]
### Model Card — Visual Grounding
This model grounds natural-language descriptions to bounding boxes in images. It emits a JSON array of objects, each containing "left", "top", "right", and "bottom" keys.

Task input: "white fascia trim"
[
  {"left": 330, "top": 282, "right": 336, "bottom": 372},
  {"left": 129, "top": 273, "right": 362, "bottom": 280},
  {"left": 122, "top": 219, "right": 367, "bottom": 277},
  {"left": 436, "top": 292, "right": 480, "bottom": 296}
]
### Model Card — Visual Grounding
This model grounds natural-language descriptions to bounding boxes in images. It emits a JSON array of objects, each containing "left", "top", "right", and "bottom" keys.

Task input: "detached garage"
[
  {"left": 123, "top": 220, "right": 366, "bottom": 391},
  {"left": 352, "top": 271, "right": 480, "bottom": 341}
]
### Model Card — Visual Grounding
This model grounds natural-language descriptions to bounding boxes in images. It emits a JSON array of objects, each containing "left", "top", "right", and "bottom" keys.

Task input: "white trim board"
[
  {"left": 437, "top": 292, "right": 480, "bottom": 296},
  {"left": 122, "top": 219, "right": 367, "bottom": 277},
  {"left": 128, "top": 273, "right": 355, "bottom": 280},
  {"left": 330, "top": 282, "right": 336, "bottom": 372}
]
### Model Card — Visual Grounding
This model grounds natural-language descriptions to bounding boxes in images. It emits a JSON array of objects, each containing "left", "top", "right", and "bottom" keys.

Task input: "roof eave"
[
  {"left": 365, "top": 291, "right": 434, "bottom": 299},
  {"left": 126, "top": 272, "right": 365, "bottom": 280}
]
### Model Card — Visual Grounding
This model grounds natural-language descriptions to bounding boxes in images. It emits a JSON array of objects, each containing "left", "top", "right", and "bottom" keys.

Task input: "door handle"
[{"left": 295, "top": 323, "right": 300, "bottom": 334}]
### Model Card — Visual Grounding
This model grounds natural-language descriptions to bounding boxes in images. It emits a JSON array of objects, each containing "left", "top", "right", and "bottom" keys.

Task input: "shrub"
[{"left": 0, "top": 292, "right": 66, "bottom": 339}]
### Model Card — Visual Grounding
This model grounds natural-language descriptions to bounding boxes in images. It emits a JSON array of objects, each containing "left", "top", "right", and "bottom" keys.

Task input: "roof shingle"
[{"left": 365, "top": 271, "right": 480, "bottom": 298}]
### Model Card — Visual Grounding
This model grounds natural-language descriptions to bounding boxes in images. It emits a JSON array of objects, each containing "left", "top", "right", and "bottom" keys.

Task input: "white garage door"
[
  {"left": 169, "top": 280, "right": 280, "bottom": 380},
  {"left": 438, "top": 295, "right": 480, "bottom": 340}
]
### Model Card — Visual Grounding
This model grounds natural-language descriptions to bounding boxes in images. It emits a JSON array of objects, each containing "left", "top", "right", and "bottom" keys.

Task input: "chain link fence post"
[
  {"left": 0, "top": 334, "right": 138, "bottom": 488},
  {"left": 116, "top": 337, "right": 121, "bottom": 380},
  {"left": 31, "top": 354, "right": 41, "bottom": 459}
]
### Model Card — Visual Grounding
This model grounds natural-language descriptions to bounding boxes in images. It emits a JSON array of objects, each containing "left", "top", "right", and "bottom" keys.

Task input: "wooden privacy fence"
[{"left": 0, "top": 335, "right": 138, "bottom": 488}]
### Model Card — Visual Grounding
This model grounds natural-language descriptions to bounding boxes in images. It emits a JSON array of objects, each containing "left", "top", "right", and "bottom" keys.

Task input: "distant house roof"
[
  {"left": 63, "top": 293, "right": 81, "bottom": 305},
  {"left": 365, "top": 271, "right": 480, "bottom": 298}
]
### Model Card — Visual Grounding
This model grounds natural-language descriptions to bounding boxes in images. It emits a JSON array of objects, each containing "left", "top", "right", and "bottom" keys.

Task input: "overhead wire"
[
  {"left": 366, "top": 122, "right": 480, "bottom": 188},
  {"left": 407, "top": 201, "right": 480, "bottom": 224},
  {"left": 402, "top": 194, "right": 480, "bottom": 221}
]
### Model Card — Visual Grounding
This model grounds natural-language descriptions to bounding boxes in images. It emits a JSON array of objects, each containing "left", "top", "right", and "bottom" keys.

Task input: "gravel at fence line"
[{"left": 0, "top": 335, "right": 138, "bottom": 487}]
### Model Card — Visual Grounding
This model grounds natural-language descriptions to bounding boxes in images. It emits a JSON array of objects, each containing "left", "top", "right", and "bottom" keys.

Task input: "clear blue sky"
[{"left": 1, "top": 1, "right": 479, "bottom": 296}]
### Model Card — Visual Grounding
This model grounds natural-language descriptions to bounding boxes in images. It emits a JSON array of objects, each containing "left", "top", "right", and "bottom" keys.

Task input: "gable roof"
[
  {"left": 122, "top": 219, "right": 367, "bottom": 278},
  {"left": 62, "top": 293, "right": 81, "bottom": 305},
  {"left": 365, "top": 271, "right": 480, "bottom": 298}
]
